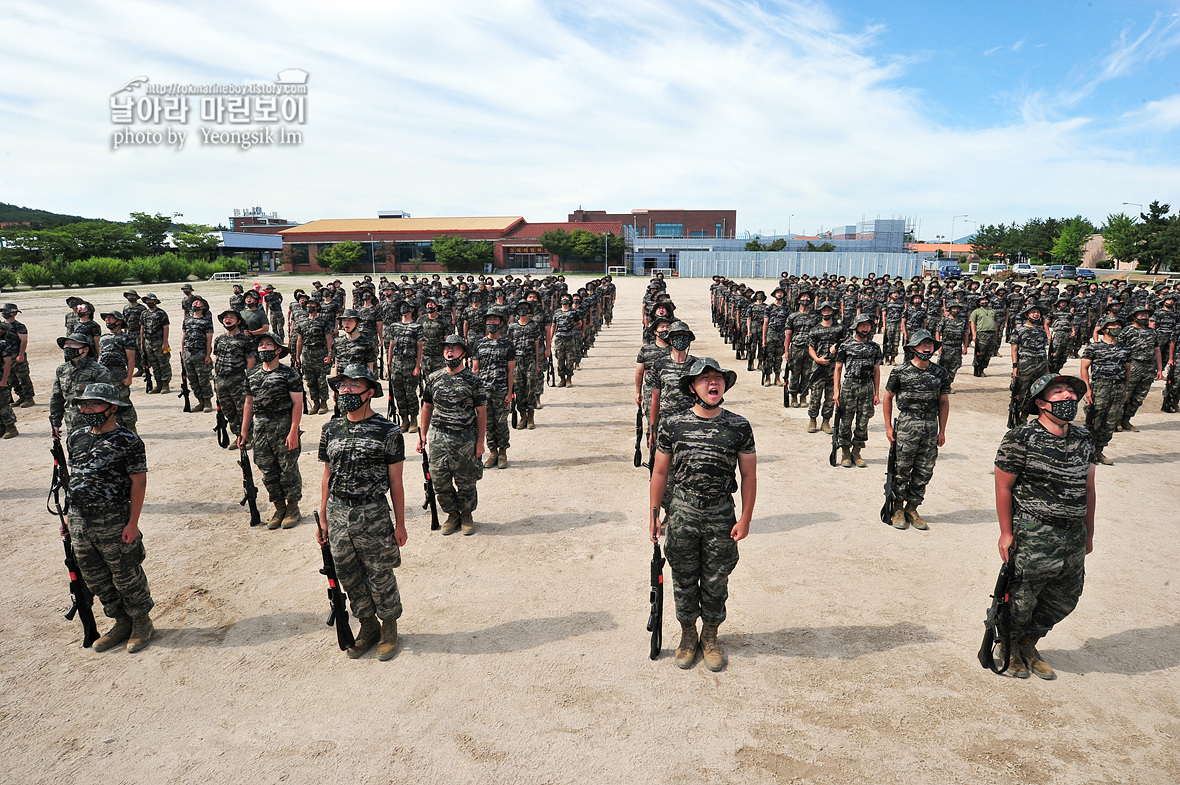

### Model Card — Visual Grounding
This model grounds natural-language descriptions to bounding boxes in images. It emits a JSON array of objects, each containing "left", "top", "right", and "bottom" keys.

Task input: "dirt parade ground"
[{"left": 1, "top": 274, "right": 1178, "bottom": 784}]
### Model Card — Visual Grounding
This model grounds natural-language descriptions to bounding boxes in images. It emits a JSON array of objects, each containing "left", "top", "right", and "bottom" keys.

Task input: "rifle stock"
[
  {"left": 239, "top": 447, "right": 262, "bottom": 527},
  {"left": 48, "top": 439, "right": 99, "bottom": 648},
  {"left": 977, "top": 553, "right": 1014, "bottom": 674},
  {"left": 646, "top": 524, "right": 665, "bottom": 660},
  {"left": 316, "top": 512, "right": 355, "bottom": 651},
  {"left": 879, "top": 422, "right": 899, "bottom": 524},
  {"left": 510, "top": 389, "right": 519, "bottom": 429},
  {"left": 179, "top": 364, "right": 192, "bottom": 412},
  {"left": 1007, "top": 377, "right": 1019, "bottom": 429},
  {"left": 421, "top": 448, "right": 440, "bottom": 531},
  {"left": 829, "top": 402, "right": 841, "bottom": 467},
  {"left": 214, "top": 401, "right": 230, "bottom": 448},
  {"left": 143, "top": 361, "right": 153, "bottom": 393},
  {"left": 634, "top": 407, "right": 643, "bottom": 468}
]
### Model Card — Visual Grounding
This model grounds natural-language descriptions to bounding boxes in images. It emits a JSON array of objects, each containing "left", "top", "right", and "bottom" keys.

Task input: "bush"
[
  {"left": 190, "top": 260, "right": 214, "bottom": 280},
  {"left": 0, "top": 267, "right": 18, "bottom": 291},
  {"left": 215, "top": 257, "right": 248, "bottom": 275},
  {"left": 51, "top": 260, "right": 92, "bottom": 288},
  {"left": 129, "top": 256, "right": 161, "bottom": 284},
  {"left": 155, "top": 252, "right": 191, "bottom": 282},
  {"left": 77, "top": 257, "right": 129, "bottom": 286},
  {"left": 18, "top": 263, "right": 54, "bottom": 288}
]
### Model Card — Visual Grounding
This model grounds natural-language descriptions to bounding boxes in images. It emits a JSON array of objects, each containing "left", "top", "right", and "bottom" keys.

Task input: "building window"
[
  {"left": 654, "top": 223, "right": 683, "bottom": 237},
  {"left": 690, "top": 230, "right": 707, "bottom": 238},
  {"left": 638, "top": 226, "right": 646, "bottom": 238},
  {"left": 715, "top": 223, "right": 723, "bottom": 238}
]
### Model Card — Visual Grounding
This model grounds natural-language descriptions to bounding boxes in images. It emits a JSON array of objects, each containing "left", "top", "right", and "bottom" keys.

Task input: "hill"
[{"left": 0, "top": 202, "right": 93, "bottom": 229}]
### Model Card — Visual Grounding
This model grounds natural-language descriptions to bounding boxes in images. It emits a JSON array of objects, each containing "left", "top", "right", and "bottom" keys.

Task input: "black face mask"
[
  {"left": 445, "top": 356, "right": 464, "bottom": 369},
  {"left": 669, "top": 335, "right": 692, "bottom": 351},
  {"left": 339, "top": 392, "right": 367, "bottom": 413},
  {"left": 64, "top": 347, "right": 84, "bottom": 361},
  {"left": 857, "top": 329, "right": 872, "bottom": 339},
  {"left": 913, "top": 348, "right": 934, "bottom": 361},
  {"left": 1134, "top": 316, "right": 1148, "bottom": 325},
  {"left": 1028, "top": 316, "right": 1043, "bottom": 325},
  {"left": 257, "top": 349, "right": 277, "bottom": 363},
  {"left": 82, "top": 409, "right": 112, "bottom": 429},
  {"left": 822, "top": 313, "right": 834, "bottom": 322},
  {"left": 1044, "top": 398, "right": 1078, "bottom": 422},
  {"left": 655, "top": 330, "right": 669, "bottom": 342},
  {"left": 487, "top": 323, "right": 501, "bottom": 334}
]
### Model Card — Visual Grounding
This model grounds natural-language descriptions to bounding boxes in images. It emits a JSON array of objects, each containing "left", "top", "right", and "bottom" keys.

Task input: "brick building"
[{"left": 569, "top": 208, "right": 737, "bottom": 239}]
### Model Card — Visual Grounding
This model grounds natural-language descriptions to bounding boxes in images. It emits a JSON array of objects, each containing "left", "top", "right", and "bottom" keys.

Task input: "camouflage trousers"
[
  {"left": 143, "top": 335, "right": 172, "bottom": 386},
  {"left": 428, "top": 428, "right": 483, "bottom": 515},
  {"left": 388, "top": 356, "right": 420, "bottom": 422},
  {"left": 837, "top": 379, "right": 875, "bottom": 448},
  {"left": 936, "top": 345, "right": 963, "bottom": 385},
  {"left": 514, "top": 360, "right": 537, "bottom": 419},
  {"left": 973, "top": 331, "right": 999, "bottom": 374},
  {"left": 268, "top": 310, "right": 284, "bottom": 343},
  {"left": 786, "top": 345, "right": 811, "bottom": 397},
  {"left": 181, "top": 352, "right": 213, "bottom": 403},
  {"left": 421, "top": 354, "right": 444, "bottom": 379},
  {"left": 301, "top": 346, "right": 330, "bottom": 405},
  {"left": 326, "top": 496, "right": 402, "bottom": 622},
  {"left": 893, "top": 415, "right": 939, "bottom": 506},
  {"left": 808, "top": 366, "right": 836, "bottom": 420},
  {"left": 1014, "top": 359, "right": 1048, "bottom": 421},
  {"left": 1049, "top": 330, "right": 1072, "bottom": 374},
  {"left": 531, "top": 356, "right": 545, "bottom": 406},
  {"left": 0, "top": 384, "right": 14, "bottom": 427},
  {"left": 1122, "top": 360, "right": 1156, "bottom": 423},
  {"left": 251, "top": 416, "right": 302, "bottom": 503},
  {"left": 665, "top": 488, "right": 739, "bottom": 625},
  {"left": 1085, "top": 377, "right": 1124, "bottom": 453},
  {"left": 215, "top": 373, "right": 248, "bottom": 437},
  {"left": 11, "top": 356, "right": 33, "bottom": 400},
  {"left": 1163, "top": 363, "right": 1179, "bottom": 413},
  {"left": 555, "top": 335, "right": 578, "bottom": 378},
  {"left": 67, "top": 503, "right": 154, "bottom": 619},
  {"left": 762, "top": 332, "right": 785, "bottom": 378},
  {"left": 1009, "top": 517, "right": 1086, "bottom": 640},
  {"left": 882, "top": 324, "right": 902, "bottom": 362},
  {"left": 485, "top": 388, "right": 511, "bottom": 451}
]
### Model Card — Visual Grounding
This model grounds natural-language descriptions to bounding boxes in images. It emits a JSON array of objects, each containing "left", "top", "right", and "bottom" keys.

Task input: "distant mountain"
[{"left": 0, "top": 202, "right": 93, "bottom": 229}]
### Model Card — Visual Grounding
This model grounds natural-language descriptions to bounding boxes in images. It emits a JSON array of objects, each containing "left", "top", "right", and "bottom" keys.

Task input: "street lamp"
[
  {"left": 787, "top": 214, "right": 794, "bottom": 248},
  {"left": 949, "top": 215, "right": 967, "bottom": 262},
  {"left": 1122, "top": 202, "right": 1143, "bottom": 216},
  {"left": 367, "top": 232, "right": 375, "bottom": 275}
]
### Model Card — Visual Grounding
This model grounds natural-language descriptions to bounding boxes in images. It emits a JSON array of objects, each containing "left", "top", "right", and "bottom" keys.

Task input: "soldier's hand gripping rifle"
[
  {"left": 546, "top": 354, "right": 556, "bottom": 387},
  {"left": 646, "top": 514, "right": 665, "bottom": 661},
  {"left": 634, "top": 406, "right": 644, "bottom": 468},
  {"left": 829, "top": 401, "right": 842, "bottom": 467},
  {"left": 511, "top": 388, "right": 519, "bottom": 429},
  {"left": 239, "top": 447, "right": 262, "bottom": 527},
  {"left": 1006, "top": 377, "right": 1020, "bottom": 429},
  {"left": 178, "top": 363, "right": 192, "bottom": 412},
  {"left": 316, "top": 511, "right": 355, "bottom": 651},
  {"left": 879, "top": 421, "right": 900, "bottom": 525},
  {"left": 214, "top": 400, "right": 230, "bottom": 448},
  {"left": 421, "top": 447, "right": 440, "bottom": 531},
  {"left": 143, "top": 360, "right": 153, "bottom": 394},
  {"left": 48, "top": 438, "right": 99, "bottom": 648},
  {"left": 977, "top": 549, "right": 1015, "bottom": 674}
]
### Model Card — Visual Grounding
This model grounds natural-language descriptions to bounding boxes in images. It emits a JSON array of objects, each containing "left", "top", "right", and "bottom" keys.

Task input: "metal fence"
[{"left": 677, "top": 251, "right": 922, "bottom": 279}]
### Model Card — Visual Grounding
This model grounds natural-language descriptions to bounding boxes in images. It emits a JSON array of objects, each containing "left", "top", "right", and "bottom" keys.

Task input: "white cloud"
[{"left": 0, "top": 0, "right": 1175, "bottom": 236}]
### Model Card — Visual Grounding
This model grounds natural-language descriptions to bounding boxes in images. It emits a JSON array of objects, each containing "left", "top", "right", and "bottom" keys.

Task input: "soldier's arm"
[
  {"left": 388, "top": 461, "right": 407, "bottom": 545},
  {"left": 1084, "top": 465, "right": 1096, "bottom": 554},
  {"left": 123, "top": 472, "right": 147, "bottom": 543},
  {"left": 239, "top": 395, "right": 253, "bottom": 448},
  {"left": 318, "top": 463, "right": 331, "bottom": 544},
  {"left": 475, "top": 404, "right": 487, "bottom": 456},
  {"left": 648, "top": 448, "right": 670, "bottom": 541},
  {"left": 994, "top": 467, "right": 1018, "bottom": 561},
  {"left": 0, "top": 355, "right": 10, "bottom": 388},
  {"left": 505, "top": 360, "right": 515, "bottom": 403},
  {"left": 734, "top": 451, "right": 757, "bottom": 541},
  {"left": 205, "top": 331, "right": 213, "bottom": 363}
]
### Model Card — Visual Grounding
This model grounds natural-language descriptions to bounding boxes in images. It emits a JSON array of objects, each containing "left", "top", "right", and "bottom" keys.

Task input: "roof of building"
[
  {"left": 279, "top": 217, "right": 524, "bottom": 236},
  {"left": 502, "top": 221, "right": 624, "bottom": 242},
  {"left": 912, "top": 243, "right": 974, "bottom": 255}
]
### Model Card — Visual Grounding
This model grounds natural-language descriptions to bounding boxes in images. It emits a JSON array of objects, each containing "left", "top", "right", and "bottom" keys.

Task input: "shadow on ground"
[
  {"left": 728, "top": 621, "right": 939, "bottom": 659},
  {"left": 1044, "top": 623, "right": 1180, "bottom": 675},
  {"left": 477, "top": 509, "right": 627, "bottom": 536},
  {"left": 405, "top": 610, "right": 617, "bottom": 654},
  {"left": 150, "top": 611, "right": 322, "bottom": 649}
]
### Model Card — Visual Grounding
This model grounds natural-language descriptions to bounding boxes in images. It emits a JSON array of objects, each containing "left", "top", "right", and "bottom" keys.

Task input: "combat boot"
[
  {"left": 376, "top": 618, "right": 398, "bottom": 661},
  {"left": 347, "top": 616, "right": 380, "bottom": 659},
  {"left": 674, "top": 621, "right": 698, "bottom": 669},
  {"left": 1019, "top": 636, "right": 1056, "bottom": 680},
  {"left": 191, "top": 399, "right": 205, "bottom": 413},
  {"left": 1120, "top": 421, "right": 1139, "bottom": 432},
  {"left": 891, "top": 507, "right": 908, "bottom": 530},
  {"left": 92, "top": 614, "right": 132, "bottom": 652},
  {"left": 807, "top": 418, "right": 818, "bottom": 433},
  {"left": 565, "top": 376, "right": 573, "bottom": 387},
  {"left": 497, "top": 450, "right": 508, "bottom": 469},
  {"left": 441, "top": 511, "right": 460, "bottom": 535},
  {"left": 773, "top": 373, "right": 781, "bottom": 387},
  {"left": 1002, "top": 639, "right": 1030, "bottom": 678},
  {"left": 406, "top": 414, "right": 419, "bottom": 433},
  {"left": 1096, "top": 452, "right": 1114, "bottom": 465},
  {"left": 699, "top": 622, "right": 726, "bottom": 672},
  {"left": 851, "top": 447, "right": 867, "bottom": 468},
  {"left": 1, "top": 424, "right": 17, "bottom": 439},
  {"left": 905, "top": 503, "right": 928, "bottom": 531},
  {"left": 157, "top": 382, "right": 170, "bottom": 395},
  {"left": 19, "top": 397, "right": 35, "bottom": 408},
  {"left": 267, "top": 500, "right": 287, "bottom": 530},
  {"left": 126, "top": 615, "right": 154, "bottom": 653},
  {"left": 201, "top": 398, "right": 213, "bottom": 413},
  {"left": 281, "top": 502, "right": 301, "bottom": 529},
  {"left": 526, "top": 411, "right": 536, "bottom": 430},
  {"left": 840, "top": 447, "right": 853, "bottom": 468},
  {"left": 483, "top": 449, "right": 498, "bottom": 468},
  {"left": 460, "top": 512, "right": 475, "bottom": 535},
  {"left": 821, "top": 418, "right": 832, "bottom": 434}
]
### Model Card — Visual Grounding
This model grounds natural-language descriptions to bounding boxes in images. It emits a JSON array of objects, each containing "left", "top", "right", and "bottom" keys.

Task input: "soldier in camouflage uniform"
[
  {"left": 66, "top": 383, "right": 155, "bottom": 653},
  {"left": 384, "top": 303, "right": 424, "bottom": 433},
  {"left": 213, "top": 310, "right": 255, "bottom": 447},
  {"left": 473, "top": 306, "right": 515, "bottom": 469},
  {"left": 317, "top": 364, "right": 407, "bottom": 660},
  {"left": 554, "top": 294, "right": 584, "bottom": 387},
  {"left": 881, "top": 291, "right": 905, "bottom": 364},
  {"left": 139, "top": 294, "right": 172, "bottom": 394},
  {"left": 419, "top": 299, "right": 450, "bottom": 379},
  {"left": 419, "top": 335, "right": 487, "bottom": 535},
  {"left": 993, "top": 374, "right": 1094, "bottom": 680},
  {"left": 180, "top": 297, "right": 215, "bottom": 412},
  {"left": 806, "top": 302, "right": 844, "bottom": 434},
  {"left": 650, "top": 357, "right": 755, "bottom": 672},
  {"left": 833, "top": 314, "right": 882, "bottom": 468},
  {"left": 1047, "top": 296, "right": 1074, "bottom": 374},
  {"left": 761, "top": 288, "right": 789, "bottom": 386},
  {"left": 294, "top": 300, "right": 333, "bottom": 415},
  {"left": 1079, "top": 316, "right": 1130, "bottom": 464},
  {"left": 228, "top": 284, "right": 246, "bottom": 313},
  {"left": 263, "top": 285, "right": 284, "bottom": 344},
  {"left": 0, "top": 312, "right": 16, "bottom": 438},
  {"left": 51, "top": 333, "right": 116, "bottom": 439},
  {"left": 969, "top": 296, "right": 1000, "bottom": 377},
  {"left": 508, "top": 301, "right": 542, "bottom": 430},
  {"left": 1118, "top": 305, "right": 1162, "bottom": 431},
  {"left": 648, "top": 321, "right": 698, "bottom": 441},
  {"left": 122, "top": 290, "right": 147, "bottom": 378},
  {"left": 2, "top": 303, "right": 34, "bottom": 406},
  {"left": 635, "top": 314, "right": 671, "bottom": 429},
  {"left": 240, "top": 334, "right": 305, "bottom": 530},
  {"left": 98, "top": 312, "right": 137, "bottom": 431},
  {"left": 935, "top": 302, "right": 968, "bottom": 388},
  {"left": 784, "top": 294, "right": 818, "bottom": 407},
  {"left": 1159, "top": 295, "right": 1179, "bottom": 413},
  {"left": 1009, "top": 305, "right": 1051, "bottom": 424},
  {"left": 882, "top": 330, "right": 951, "bottom": 531},
  {"left": 179, "top": 283, "right": 197, "bottom": 318}
]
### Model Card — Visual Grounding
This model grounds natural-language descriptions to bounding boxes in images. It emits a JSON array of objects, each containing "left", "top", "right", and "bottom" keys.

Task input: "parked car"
[
  {"left": 940, "top": 263, "right": 962, "bottom": 280},
  {"left": 1044, "top": 265, "right": 1077, "bottom": 279},
  {"left": 1011, "top": 263, "right": 1036, "bottom": 278},
  {"left": 986, "top": 263, "right": 1009, "bottom": 275},
  {"left": 1074, "top": 268, "right": 1096, "bottom": 280}
]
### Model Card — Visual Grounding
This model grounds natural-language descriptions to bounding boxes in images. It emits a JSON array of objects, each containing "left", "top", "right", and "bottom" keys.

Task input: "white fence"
[{"left": 677, "top": 251, "right": 922, "bottom": 280}]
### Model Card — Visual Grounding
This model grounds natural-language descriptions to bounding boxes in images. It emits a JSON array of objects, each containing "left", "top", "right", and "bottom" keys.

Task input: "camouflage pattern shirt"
[
  {"left": 1119, "top": 324, "right": 1158, "bottom": 362},
  {"left": 656, "top": 409, "right": 755, "bottom": 502},
  {"left": 904, "top": 307, "right": 927, "bottom": 334},
  {"left": 808, "top": 322, "right": 846, "bottom": 361},
  {"left": 885, "top": 361, "right": 950, "bottom": 420},
  {"left": 553, "top": 308, "right": 582, "bottom": 337},
  {"left": 421, "top": 317, "right": 449, "bottom": 357},
  {"left": 995, "top": 420, "right": 1093, "bottom": 528},
  {"left": 141, "top": 307, "right": 170, "bottom": 339},
  {"left": 785, "top": 311, "right": 819, "bottom": 347},
  {"left": 1080, "top": 340, "right": 1130, "bottom": 382},
  {"left": 1049, "top": 307, "right": 1073, "bottom": 334},
  {"left": 50, "top": 358, "right": 115, "bottom": 429},
  {"left": 637, "top": 342, "right": 671, "bottom": 373},
  {"left": 214, "top": 332, "right": 253, "bottom": 377},
  {"left": 332, "top": 333, "right": 374, "bottom": 367},
  {"left": 182, "top": 314, "right": 214, "bottom": 355},
  {"left": 1011, "top": 324, "right": 1049, "bottom": 363},
  {"left": 648, "top": 353, "right": 698, "bottom": 420},
  {"left": 475, "top": 336, "right": 516, "bottom": 393},
  {"left": 765, "top": 303, "right": 789, "bottom": 334},
  {"left": 834, "top": 336, "right": 882, "bottom": 382},
  {"left": 387, "top": 321, "right": 423, "bottom": 359},
  {"left": 246, "top": 363, "right": 304, "bottom": 420},
  {"left": 939, "top": 315, "right": 968, "bottom": 348},
  {"left": 883, "top": 300, "right": 906, "bottom": 326},
  {"left": 67, "top": 426, "right": 148, "bottom": 513},
  {"left": 422, "top": 367, "right": 487, "bottom": 433},
  {"left": 99, "top": 332, "right": 135, "bottom": 375},
  {"left": 508, "top": 320, "right": 542, "bottom": 365},
  {"left": 319, "top": 413, "right": 404, "bottom": 502},
  {"left": 122, "top": 302, "right": 146, "bottom": 332},
  {"left": 295, "top": 315, "right": 331, "bottom": 349}
]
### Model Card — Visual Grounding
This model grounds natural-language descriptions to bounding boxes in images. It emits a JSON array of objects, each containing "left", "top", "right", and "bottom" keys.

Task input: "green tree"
[
  {"left": 432, "top": 236, "right": 484, "bottom": 272},
  {"left": 766, "top": 238, "right": 787, "bottom": 252},
  {"left": 1050, "top": 222, "right": 1086, "bottom": 265},
  {"left": 1100, "top": 212, "right": 1138, "bottom": 264},
  {"left": 539, "top": 229, "right": 573, "bottom": 260},
  {"left": 745, "top": 238, "right": 766, "bottom": 251},
  {"left": 1136, "top": 201, "right": 1180, "bottom": 274},
  {"left": 128, "top": 211, "right": 175, "bottom": 256},
  {"left": 317, "top": 240, "right": 365, "bottom": 274},
  {"left": 806, "top": 241, "right": 836, "bottom": 252},
  {"left": 172, "top": 224, "right": 221, "bottom": 261},
  {"left": 971, "top": 223, "right": 1010, "bottom": 259}
]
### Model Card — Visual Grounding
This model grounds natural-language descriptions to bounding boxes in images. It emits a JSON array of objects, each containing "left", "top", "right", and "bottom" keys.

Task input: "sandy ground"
[{"left": 1, "top": 275, "right": 1178, "bottom": 785}]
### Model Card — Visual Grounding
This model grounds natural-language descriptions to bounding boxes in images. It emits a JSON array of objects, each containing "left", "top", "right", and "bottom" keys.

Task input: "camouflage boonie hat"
[
  {"left": 665, "top": 320, "right": 695, "bottom": 341},
  {"left": 442, "top": 334, "right": 469, "bottom": 354},
  {"left": 1097, "top": 316, "right": 1123, "bottom": 331},
  {"left": 1, "top": 303, "right": 19, "bottom": 313},
  {"left": 328, "top": 363, "right": 382, "bottom": 397},
  {"left": 142, "top": 292, "right": 159, "bottom": 302},
  {"left": 904, "top": 329, "right": 941, "bottom": 351},
  {"left": 57, "top": 332, "right": 93, "bottom": 349},
  {"left": 181, "top": 284, "right": 193, "bottom": 291},
  {"left": 75, "top": 382, "right": 129, "bottom": 408},
  {"left": 338, "top": 308, "right": 360, "bottom": 321},
  {"left": 99, "top": 311, "right": 126, "bottom": 323},
  {"left": 1020, "top": 303, "right": 1043, "bottom": 317},
  {"left": 486, "top": 305, "right": 509, "bottom": 320},
  {"left": 853, "top": 314, "right": 874, "bottom": 327},
  {"left": 254, "top": 333, "right": 289, "bottom": 359},
  {"left": 818, "top": 300, "right": 837, "bottom": 311},
  {"left": 650, "top": 314, "right": 674, "bottom": 329},
  {"left": 678, "top": 357, "right": 737, "bottom": 397},
  {"left": 1029, "top": 374, "right": 1086, "bottom": 401},
  {"left": 217, "top": 310, "right": 240, "bottom": 324},
  {"left": 123, "top": 290, "right": 139, "bottom": 298}
]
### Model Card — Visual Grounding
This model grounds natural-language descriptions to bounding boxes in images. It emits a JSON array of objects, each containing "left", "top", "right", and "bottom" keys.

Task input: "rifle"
[
  {"left": 143, "top": 359, "right": 153, "bottom": 394},
  {"left": 1006, "top": 377, "right": 1020, "bottom": 429},
  {"left": 421, "top": 447, "right": 440, "bottom": 531},
  {"left": 546, "top": 354, "right": 556, "bottom": 387},
  {"left": 1163, "top": 362, "right": 1179, "bottom": 413},
  {"left": 829, "top": 401, "right": 842, "bottom": 467},
  {"left": 511, "top": 388, "right": 519, "bottom": 429},
  {"left": 214, "top": 400, "right": 230, "bottom": 448},
  {"left": 634, "top": 406, "right": 644, "bottom": 468},
  {"left": 239, "top": 447, "right": 262, "bottom": 527},
  {"left": 302, "top": 393, "right": 309, "bottom": 416},
  {"left": 646, "top": 520, "right": 665, "bottom": 660},
  {"left": 48, "top": 438, "right": 99, "bottom": 648},
  {"left": 879, "top": 422, "right": 900, "bottom": 524},
  {"left": 178, "top": 363, "right": 192, "bottom": 412},
  {"left": 316, "top": 512, "right": 355, "bottom": 651},
  {"left": 783, "top": 365, "right": 791, "bottom": 407},
  {"left": 977, "top": 551, "right": 1015, "bottom": 674}
]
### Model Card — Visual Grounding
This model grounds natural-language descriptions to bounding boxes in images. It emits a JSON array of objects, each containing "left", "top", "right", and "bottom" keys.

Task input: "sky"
[{"left": 1, "top": 0, "right": 1178, "bottom": 241}]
